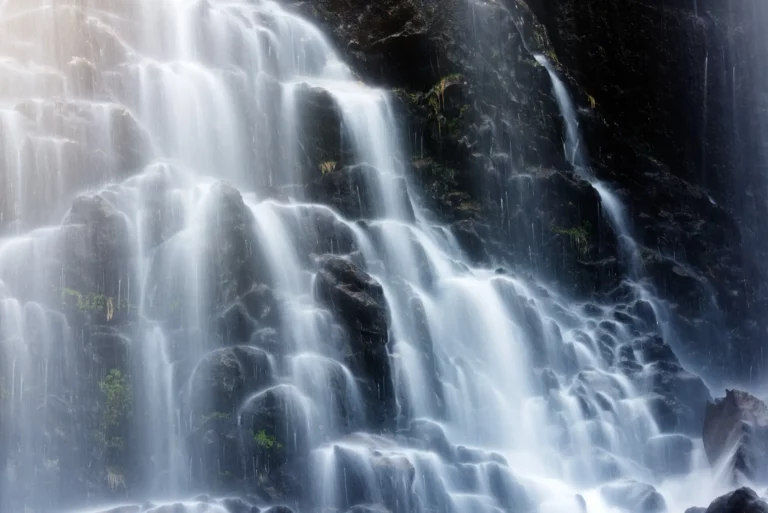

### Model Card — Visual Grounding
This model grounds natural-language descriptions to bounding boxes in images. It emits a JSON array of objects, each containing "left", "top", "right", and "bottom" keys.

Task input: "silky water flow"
[{"left": 0, "top": 1, "right": 749, "bottom": 513}]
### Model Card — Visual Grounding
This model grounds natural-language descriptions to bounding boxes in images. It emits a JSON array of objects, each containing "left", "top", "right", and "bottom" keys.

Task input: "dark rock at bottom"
[{"left": 686, "top": 488, "right": 768, "bottom": 513}]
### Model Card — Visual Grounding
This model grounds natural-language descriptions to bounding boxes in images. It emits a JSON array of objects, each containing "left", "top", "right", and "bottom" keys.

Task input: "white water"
[
  {"left": 0, "top": 1, "right": 747, "bottom": 513},
  {"left": 532, "top": 50, "right": 762, "bottom": 511}
]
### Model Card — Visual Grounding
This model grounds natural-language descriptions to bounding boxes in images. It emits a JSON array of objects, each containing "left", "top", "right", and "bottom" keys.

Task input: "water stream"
[{"left": 0, "top": 1, "right": 753, "bottom": 513}]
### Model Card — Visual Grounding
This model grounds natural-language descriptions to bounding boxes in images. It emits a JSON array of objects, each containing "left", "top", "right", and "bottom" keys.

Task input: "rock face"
[
  {"left": 703, "top": 390, "right": 768, "bottom": 484},
  {"left": 600, "top": 479, "right": 667, "bottom": 513},
  {"left": 686, "top": 488, "right": 768, "bottom": 513},
  {"left": 295, "top": 0, "right": 768, "bottom": 386},
  {"left": 315, "top": 255, "right": 396, "bottom": 429}
]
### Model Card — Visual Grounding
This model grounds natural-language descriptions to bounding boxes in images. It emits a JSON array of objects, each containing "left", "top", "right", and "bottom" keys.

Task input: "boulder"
[
  {"left": 239, "top": 384, "right": 310, "bottom": 457},
  {"left": 686, "top": 488, "right": 768, "bottom": 513},
  {"left": 262, "top": 507, "right": 294, "bottom": 513},
  {"left": 314, "top": 256, "right": 395, "bottom": 429},
  {"left": 631, "top": 335, "right": 711, "bottom": 434},
  {"left": 61, "top": 194, "right": 133, "bottom": 302},
  {"left": 643, "top": 434, "right": 694, "bottom": 477},
  {"left": 308, "top": 164, "right": 414, "bottom": 221},
  {"left": 600, "top": 480, "right": 667, "bottom": 513},
  {"left": 188, "top": 345, "right": 274, "bottom": 415},
  {"left": 450, "top": 219, "right": 489, "bottom": 264},
  {"left": 203, "top": 182, "right": 265, "bottom": 306},
  {"left": 346, "top": 506, "right": 391, "bottom": 513},
  {"left": 703, "top": 390, "right": 768, "bottom": 484},
  {"left": 219, "top": 497, "right": 260, "bottom": 513}
]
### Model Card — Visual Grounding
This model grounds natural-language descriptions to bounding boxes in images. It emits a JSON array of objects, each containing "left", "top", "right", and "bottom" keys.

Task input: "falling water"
[
  {"left": 534, "top": 55, "right": 643, "bottom": 278},
  {"left": 0, "top": 1, "right": 740, "bottom": 513}
]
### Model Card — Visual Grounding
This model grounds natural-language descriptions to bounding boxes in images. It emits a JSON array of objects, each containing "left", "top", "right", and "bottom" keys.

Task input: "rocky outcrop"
[
  {"left": 686, "top": 488, "right": 768, "bottom": 513},
  {"left": 294, "top": 0, "right": 768, "bottom": 387},
  {"left": 703, "top": 390, "right": 768, "bottom": 484},
  {"left": 600, "top": 479, "right": 667, "bottom": 513},
  {"left": 315, "top": 256, "right": 395, "bottom": 429}
]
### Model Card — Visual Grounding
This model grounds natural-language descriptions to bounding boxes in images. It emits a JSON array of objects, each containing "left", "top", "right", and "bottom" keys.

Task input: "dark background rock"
[
  {"left": 689, "top": 488, "right": 768, "bottom": 513},
  {"left": 293, "top": 0, "right": 768, "bottom": 387},
  {"left": 703, "top": 390, "right": 768, "bottom": 484}
]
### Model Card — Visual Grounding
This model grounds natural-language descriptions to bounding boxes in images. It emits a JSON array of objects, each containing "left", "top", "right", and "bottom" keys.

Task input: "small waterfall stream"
[{"left": 0, "top": 1, "right": 748, "bottom": 513}]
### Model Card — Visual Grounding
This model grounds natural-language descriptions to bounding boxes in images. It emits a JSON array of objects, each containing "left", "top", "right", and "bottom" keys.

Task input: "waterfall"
[
  {"left": 0, "top": 1, "right": 733, "bottom": 513},
  {"left": 534, "top": 55, "right": 643, "bottom": 279}
]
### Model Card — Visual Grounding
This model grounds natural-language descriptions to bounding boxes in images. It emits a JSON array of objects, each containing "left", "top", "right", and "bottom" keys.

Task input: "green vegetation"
[
  {"left": 63, "top": 288, "right": 130, "bottom": 320},
  {"left": 553, "top": 223, "right": 591, "bottom": 255},
  {"left": 64, "top": 288, "right": 107, "bottom": 313},
  {"left": 253, "top": 429, "right": 282, "bottom": 450},
  {"left": 200, "top": 411, "right": 231, "bottom": 425},
  {"left": 545, "top": 49, "right": 560, "bottom": 66},
  {"left": 106, "top": 466, "right": 126, "bottom": 491},
  {"left": 319, "top": 160, "right": 337, "bottom": 175},
  {"left": 97, "top": 369, "right": 132, "bottom": 451}
]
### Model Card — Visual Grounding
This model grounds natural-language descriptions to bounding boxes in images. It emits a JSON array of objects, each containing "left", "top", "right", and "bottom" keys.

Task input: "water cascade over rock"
[{"left": 0, "top": 1, "right": 764, "bottom": 513}]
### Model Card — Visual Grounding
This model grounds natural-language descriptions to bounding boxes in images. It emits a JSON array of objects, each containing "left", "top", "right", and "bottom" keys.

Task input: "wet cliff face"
[
  {"left": 294, "top": 0, "right": 768, "bottom": 386},
  {"left": 1, "top": 0, "right": 766, "bottom": 511}
]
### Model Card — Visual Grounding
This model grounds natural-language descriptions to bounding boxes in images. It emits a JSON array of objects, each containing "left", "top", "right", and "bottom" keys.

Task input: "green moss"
[
  {"left": 200, "top": 411, "right": 230, "bottom": 425},
  {"left": 63, "top": 288, "right": 133, "bottom": 320},
  {"left": 545, "top": 49, "right": 560, "bottom": 66},
  {"left": 553, "top": 223, "right": 591, "bottom": 255},
  {"left": 97, "top": 369, "right": 132, "bottom": 452},
  {"left": 253, "top": 429, "right": 282, "bottom": 450}
]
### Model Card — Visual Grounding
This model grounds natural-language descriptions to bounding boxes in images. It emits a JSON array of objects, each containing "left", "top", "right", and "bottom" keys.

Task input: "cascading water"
[{"left": 0, "top": 1, "right": 754, "bottom": 513}]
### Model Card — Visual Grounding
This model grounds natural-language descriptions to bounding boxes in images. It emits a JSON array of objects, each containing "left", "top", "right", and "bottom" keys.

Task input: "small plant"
[
  {"left": 63, "top": 288, "right": 114, "bottom": 319},
  {"left": 545, "top": 49, "right": 560, "bottom": 66},
  {"left": 97, "top": 369, "right": 132, "bottom": 452},
  {"left": 200, "top": 411, "right": 230, "bottom": 425},
  {"left": 554, "top": 223, "right": 591, "bottom": 255},
  {"left": 106, "top": 466, "right": 126, "bottom": 491},
  {"left": 253, "top": 429, "right": 282, "bottom": 450},
  {"left": 319, "top": 161, "right": 337, "bottom": 175},
  {"left": 587, "top": 94, "right": 597, "bottom": 109}
]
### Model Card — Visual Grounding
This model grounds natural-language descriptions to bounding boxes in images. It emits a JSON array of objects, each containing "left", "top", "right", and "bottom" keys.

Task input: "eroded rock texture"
[{"left": 293, "top": 0, "right": 768, "bottom": 385}]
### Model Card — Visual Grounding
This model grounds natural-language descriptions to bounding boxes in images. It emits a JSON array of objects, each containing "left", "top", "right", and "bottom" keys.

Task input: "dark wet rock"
[
  {"left": 271, "top": 204, "right": 358, "bottom": 259},
  {"left": 240, "top": 285, "right": 279, "bottom": 326},
  {"left": 217, "top": 302, "right": 258, "bottom": 345},
  {"left": 346, "top": 505, "right": 391, "bottom": 513},
  {"left": 83, "top": 326, "right": 131, "bottom": 372},
  {"left": 703, "top": 390, "right": 768, "bottom": 484},
  {"left": 290, "top": 83, "right": 346, "bottom": 178},
  {"left": 627, "top": 299, "right": 657, "bottom": 330},
  {"left": 61, "top": 194, "right": 133, "bottom": 306},
  {"left": 371, "top": 453, "right": 418, "bottom": 513},
  {"left": 262, "top": 507, "right": 294, "bottom": 513},
  {"left": 314, "top": 255, "right": 395, "bottom": 429},
  {"left": 401, "top": 419, "right": 452, "bottom": 460},
  {"left": 239, "top": 384, "right": 309, "bottom": 456},
  {"left": 307, "top": 164, "right": 415, "bottom": 222},
  {"left": 219, "top": 497, "right": 260, "bottom": 513},
  {"left": 97, "top": 506, "right": 141, "bottom": 513},
  {"left": 450, "top": 219, "right": 489, "bottom": 264},
  {"left": 687, "top": 488, "right": 768, "bottom": 513},
  {"left": 643, "top": 434, "right": 694, "bottom": 477},
  {"left": 202, "top": 182, "right": 265, "bottom": 306},
  {"left": 600, "top": 479, "right": 667, "bottom": 513},
  {"left": 487, "top": 463, "right": 532, "bottom": 513},
  {"left": 189, "top": 385, "right": 304, "bottom": 498},
  {"left": 188, "top": 345, "right": 273, "bottom": 415},
  {"left": 630, "top": 335, "right": 711, "bottom": 435}
]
